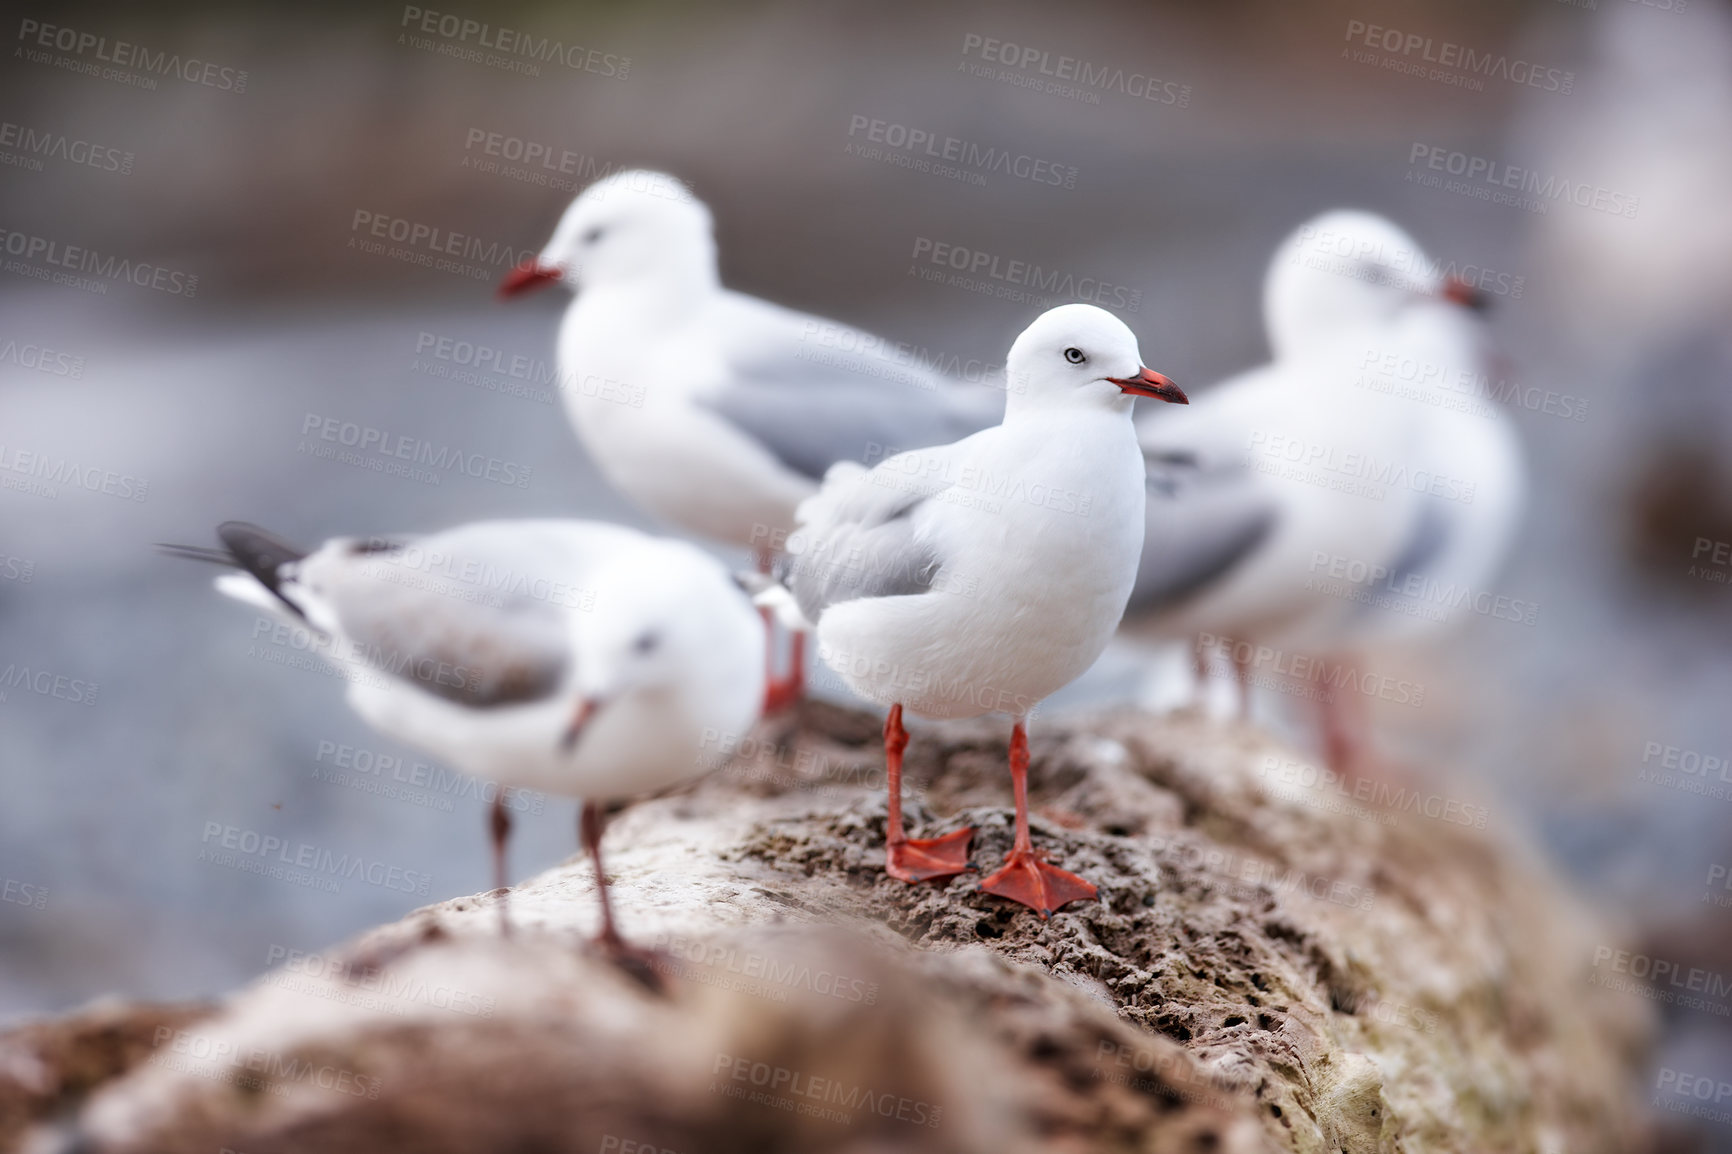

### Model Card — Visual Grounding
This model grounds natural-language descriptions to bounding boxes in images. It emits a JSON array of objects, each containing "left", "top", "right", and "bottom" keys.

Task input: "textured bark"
[{"left": 1, "top": 704, "right": 1653, "bottom": 1152}]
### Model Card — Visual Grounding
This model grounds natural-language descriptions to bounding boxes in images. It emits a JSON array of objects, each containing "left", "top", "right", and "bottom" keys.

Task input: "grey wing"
[
  {"left": 778, "top": 464, "right": 948, "bottom": 622},
  {"left": 699, "top": 294, "right": 1002, "bottom": 479},
  {"left": 1129, "top": 366, "right": 1284, "bottom": 615},
  {"left": 1349, "top": 498, "right": 1451, "bottom": 622},
  {"left": 1130, "top": 455, "right": 1278, "bottom": 615},
  {"left": 320, "top": 549, "right": 571, "bottom": 709}
]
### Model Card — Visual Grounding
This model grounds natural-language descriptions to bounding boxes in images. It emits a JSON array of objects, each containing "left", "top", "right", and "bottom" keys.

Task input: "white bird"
[
  {"left": 777, "top": 304, "right": 1187, "bottom": 917},
  {"left": 1124, "top": 210, "right": 1525, "bottom": 766},
  {"left": 1317, "top": 291, "right": 1526, "bottom": 667},
  {"left": 498, "top": 169, "right": 1002, "bottom": 708},
  {"left": 162, "top": 519, "right": 766, "bottom": 969}
]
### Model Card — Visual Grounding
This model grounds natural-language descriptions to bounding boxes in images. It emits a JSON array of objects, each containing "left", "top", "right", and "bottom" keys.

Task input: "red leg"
[
  {"left": 760, "top": 607, "right": 796, "bottom": 714},
  {"left": 581, "top": 801, "right": 663, "bottom": 991},
  {"left": 1230, "top": 642, "right": 1253, "bottom": 719},
  {"left": 1318, "top": 656, "right": 1369, "bottom": 776},
  {"left": 757, "top": 547, "right": 804, "bottom": 714},
  {"left": 979, "top": 721, "right": 1096, "bottom": 918},
  {"left": 489, "top": 791, "right": 512, "bottom": 938},
  {"left": 883, "top": 704, "right": 973, "bottom": 883},
  {"left": 761, "top": 621, "right": 806, "bottom": 713},
  {"left": 1192, "top": 634, "right": 1215, "bottom": 709},
  {"left": 580, "top": 801, "right": 625, "bottom": 949}
]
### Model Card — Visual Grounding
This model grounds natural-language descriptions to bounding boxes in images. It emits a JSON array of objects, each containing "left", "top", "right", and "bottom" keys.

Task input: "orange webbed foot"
[
  {"left": 885, "top": 827, "right": 976, "bottom": 883},
  {"left": 979, "top": 848, "right": 1097, "bottom": 918}
]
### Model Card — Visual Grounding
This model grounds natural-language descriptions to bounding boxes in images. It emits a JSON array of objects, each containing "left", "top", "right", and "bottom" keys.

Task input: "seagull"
[
  {"left": 775, "top": 304, "right": 1187, "bottom": 917},
  {"left": 1339, "top": 297, "right": 1526, "bottom": 651},
  {"left": 497, "top": 169, "right": 1002, "bottom": 709},
  {"left": 1124, "top": 210, "right": 1524, "bottom": 767},
  {"left": 162, "top": 519, "right": 766, "bottom": 971}
]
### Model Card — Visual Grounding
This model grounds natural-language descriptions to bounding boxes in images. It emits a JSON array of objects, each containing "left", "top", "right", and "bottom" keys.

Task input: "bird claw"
[
  {"left": 885, "top": 827, "right": 976, "bottom": 883},
  {"left": 592, "top": 935, "right": 668, "bottom": 994},
  {"left": 979, "top": 849, "right": 1097, "bottom": 919}
]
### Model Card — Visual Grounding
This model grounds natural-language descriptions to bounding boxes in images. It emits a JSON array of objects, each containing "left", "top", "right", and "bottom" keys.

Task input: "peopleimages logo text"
[
  {"left": 0, "top": 663, "right": 99, "bottom": 706},
  {"left": 16, "top": 19, "right": 249, "bottom": 92},
  {"left": 200, "top": 822, "right": 432, "bottom": 895},
  {"left": 0, "top": 339, "right": 84, "bottom": 378},
  {"left": 910, "top": 237, "right": 1140, "bottom": 312},
  {"left": 0, "top": 229, "right": 198, "bottom": 297},
  {"left": 0, "top": 121, "right": 133, "bottom": 174},
  {"left": 959, "top": 33, "right": 1191, "bottom": 108},
  {"left": 299, "top": 412, "right": 533, "bottom": 489},
  {"left": 847, "top": 116, "right": 1077, "bottom": 188},
  {"left": 399, "top": 7, "right": 629, "bottom": 78},
  {"left": 0, "top": 444, "right": 148, "bottom": 502},
  {"left": 1408, "top": 144, "right": 1640, "bottom": 218},
  {"left": 350, "top": 210, "right": 536, "bottom": 272},
  {"left": 1344, "top": 21, "right": 1573, "bottom": 93}
]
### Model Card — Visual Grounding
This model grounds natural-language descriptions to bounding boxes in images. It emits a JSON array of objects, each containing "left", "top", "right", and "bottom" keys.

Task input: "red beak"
[
  {"left": 559, "top": 696, "right": 604, "bottom": 752},
  {"left": 1440, "top": 275, "right": 1491, "bottom": 313},
  {"left": 498, "top": 260, "right": 562, "bottom": 300},
  {"left": 1107, "top": 366, "right": 1187, "bottom": 404}
]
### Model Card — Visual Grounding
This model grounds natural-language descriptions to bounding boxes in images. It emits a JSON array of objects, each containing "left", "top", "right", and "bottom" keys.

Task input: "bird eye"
[
  {"left": 632, "top": 631, "right": 660, "bottom": 655},
  {"left": 583, "top": 227, "right": 605, "bottom": 245},
  {"left": 1063, "top": 347, "right": 1085, "bottom": 364},
  {"left": 1358, "top": 263, "right": 1393, "bottom": 288}
]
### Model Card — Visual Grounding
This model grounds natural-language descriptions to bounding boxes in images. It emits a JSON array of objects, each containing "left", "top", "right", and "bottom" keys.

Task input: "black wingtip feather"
[
  {"left": 158, "top": 522, "right": 310, "bottom": 621},
  {"left": 215, "top": 522, "right": 308, "bottom": 617},
  {"left": 155, "top": 543, "right": 236, "bottom": 566}
]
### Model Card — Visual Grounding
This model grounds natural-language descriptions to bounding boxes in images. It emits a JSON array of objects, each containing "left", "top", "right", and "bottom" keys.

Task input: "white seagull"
[
  {"left": 163, "top": 519, "right": 766, "bottom": 968},
  {"left": 498, "top": 169, "right": 1002, "bottom": 707},
  {"left": 777, "top": 304, "right": 1187, "bottom": 917},
  {"left": 1124, "top": 210, "right": 1524, "bottom": 766}
]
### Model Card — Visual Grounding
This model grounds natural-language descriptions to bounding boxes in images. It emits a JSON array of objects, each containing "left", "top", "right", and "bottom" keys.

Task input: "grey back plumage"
[
  {"left": 699, "top": 292, "right": 1003, "bottom": 479},
  {"left": 324, "top": 567, "right": 570, "bottom": 709},
  {"left": 779, "top": 460, "right": 952, "bottom": 624},
  {"left": 1346, "top": 498, "right": 1451, "bottom": 623},
  {"left": 1128, "top": 455, "right": 1278, "bottom": 615},
  {"left": 295, "top": 525, "right": 591, "bottom": 710}
]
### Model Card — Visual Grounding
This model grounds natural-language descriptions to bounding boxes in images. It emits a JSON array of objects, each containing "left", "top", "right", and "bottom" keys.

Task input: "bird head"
[
  {"left": 558, "top": 545, "right": 766, "bottom": 752},
  {"left": 1004, "top": 304, "right": 1185, "bottom": 413},
  {"left": 1262, "top": 210, "right": 1489, "bottom": 360},
  {"left": 500, "top": 169, "right": 717, "bottom": 301}
]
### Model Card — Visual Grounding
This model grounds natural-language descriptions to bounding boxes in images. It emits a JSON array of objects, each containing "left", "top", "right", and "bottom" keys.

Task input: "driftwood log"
[{"left": 1, "top": 704, "right": 1653, "bottom": 1152}]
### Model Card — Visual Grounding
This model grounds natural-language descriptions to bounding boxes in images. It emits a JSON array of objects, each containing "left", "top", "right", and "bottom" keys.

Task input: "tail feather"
[
  {"left": 154, "top": 543, "right": 235, "bottom": 566},
  {"left": 158, "top": 521, "right": 310, "bottom": 621}
]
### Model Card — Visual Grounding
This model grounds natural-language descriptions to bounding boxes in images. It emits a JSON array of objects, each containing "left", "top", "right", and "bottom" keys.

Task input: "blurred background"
[{"left": 3, "top": 0, "right": 1731, "bottom": 1144}]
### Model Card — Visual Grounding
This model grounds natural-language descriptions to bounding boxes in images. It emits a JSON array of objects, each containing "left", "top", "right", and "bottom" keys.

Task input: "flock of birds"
[{"left": 165, "top": 170, "right": 1525, "bottom": 963}]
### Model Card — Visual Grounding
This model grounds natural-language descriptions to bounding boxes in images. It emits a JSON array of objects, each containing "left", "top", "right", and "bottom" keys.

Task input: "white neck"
[{"left": 1002, "top": 384, "right": 1135, "bottom": 422}]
